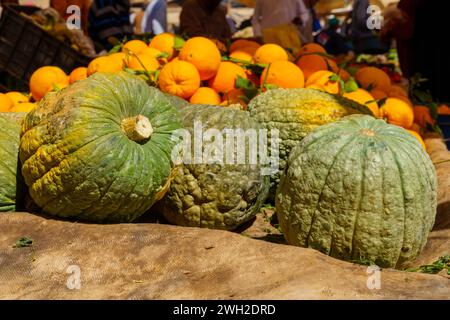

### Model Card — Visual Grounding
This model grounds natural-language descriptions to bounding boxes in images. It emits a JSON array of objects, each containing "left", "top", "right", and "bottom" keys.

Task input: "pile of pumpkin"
[{"left": 0, "top": 34, "right": 442, "bottom": 270}]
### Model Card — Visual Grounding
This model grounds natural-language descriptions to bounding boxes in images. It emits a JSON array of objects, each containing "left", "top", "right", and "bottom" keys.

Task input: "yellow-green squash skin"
[
  {"left": 19, "top": 72, "right": 182, "bottom": 223},
  {"left": 276, "top": 115, "right": 437, "bottom": 268},
  {"left": 248, "top": 88, "right": 373, "bottom": 189}
]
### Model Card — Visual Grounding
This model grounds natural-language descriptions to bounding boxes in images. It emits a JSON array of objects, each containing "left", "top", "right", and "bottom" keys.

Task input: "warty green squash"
[
  {"left": 276, "top": 115, "right": 437, "bottom": 268},
  {"left": 248, "top": 88, "right": 373, "bottom": 190},
  {"left": 19, "top": 72, "right": 182, "bottom": 223},
  {"left": 158, "top": 104, "right": 270, "bottom": 230}
]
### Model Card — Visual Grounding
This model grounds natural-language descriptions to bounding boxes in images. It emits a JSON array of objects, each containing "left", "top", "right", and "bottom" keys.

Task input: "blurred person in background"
[
  {"left": 51, "top": 0, "right": 90, "bottom": 33},
  {"left": 141, "top": 0, "right": 167, "bottom": 34},
  {"left": 252, "top": 0, "right": 308, "bottom": 52},
  {"left": 179, "top": 0, "right": 231, "bottom": 41},
  {"left": 316, "top": 16, "right": 351, "bottom": 56},
  {"left": 299, "top": 0, "right": 320, "bottom": 44},
  {"left": 88, "top": 0, "right": 133, "bottom": 51},
  {"left": 351, "top": 0, "right": 389, "bottom": 54}
]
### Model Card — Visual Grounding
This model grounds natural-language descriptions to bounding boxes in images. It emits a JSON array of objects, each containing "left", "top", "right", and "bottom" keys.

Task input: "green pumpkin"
[
  {"left": 276, "top": 115, "right": 437, "bottom": 268},
  {"left": 158, "top": 104, "right": 270, "bottom": 230},
  {"left": 0, "top": 113, "right": 25, "bottom": 212},
  {"left": 20, "top": 72, "right": 182, "bottom": 223},
  {"left": 248, "top": 88, "right": 373, "bottom": 190}
]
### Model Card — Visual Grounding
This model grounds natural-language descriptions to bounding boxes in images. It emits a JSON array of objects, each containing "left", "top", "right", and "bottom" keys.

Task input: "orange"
[
  {"left": 122, "top": 39, "right": 148, "bottom": 54},
  {"left": 355, "top": 66, "right": 391, "bottom": 93},
  {"left": 343, "top": 88, "right": 379, "bottom": 117},
  {"left": 260, "top": 60, "right": 304, "bottom": 89},
  {"left": 87, "top": 56, "right": 123, "bottom": 76},
  {"left": 406, "top": 129, "right": 426, "bottom": 150},
  {"left": 296, "top": 54, "right": 330, "bottom": 79},
  {"left": 208, "top": 61, "right": 247, "bottom": 94},
  {"left": 29, "top": 66, "right": 69, "bottom": 101},
  {"left": 211, "top": 39, "right": 227, "bottom": 53},
  {"left": 158, "top": 60, "right": 200, "bottom": 99},
  {"left": 409, "top": 123, "right": 422, "bottom": 134},
  {"left": 230, "top": 39, "right": 260, "bottom": 53},
  {"left": 298, "top": 43, "right": 327, "bottom": 56},
  {"left": 305, "top": 70, "right": 339, "bottom": 94},
  {"left": 0, "top": 93, "right": 14, "bottom": 112},
  {"left": 5, "top": 91, "right": 29, "bottom": 105},
  {"left": 389, "top": 84, "right": 408, "bottom": 97},
  {"left": 141, "top": 47, "right": 163, "bottom": 59},
  {"left": 438, "top": 104, "right": 450, "bottom": 115},
  {"left": 413, "top": 105, "right": 435, "bottom": 128},
  {"left": 9, "top": 102, "right": 36, "bottom": 113},
  {"left": 222, "top": 88, "right": 247, "bottom": 107},
  {"left": 370, "top": 88, "right": 388, "bottom": 100},
  {"left": 127, "top": 53, "right": 159, "bottom": 72},
  {"left": 337, "top": 68, "right": 351, "bottom": 81},
  {"left": 230, "top": 50, "right": 253, "bottom": 63},
  {"left": 178, "top": 37, "right": 221, "bottom": 80},
  {"left": 189, "top": 87, "right": 221, "bottom": 105},
  {"left": 379, "top": 97, "right": 414, "bottom": 129},
  {"left": 69, "top": 67, "right": 88, "bottom": 84},
  {"left": 109, "top": 52, "right": 127, "bottom": 64},
  {"left": 253, "top": 44, "right": 288, "bottom": 64},
  {"left": 149, "top": 33, "right": 176, "bottom": 60}
]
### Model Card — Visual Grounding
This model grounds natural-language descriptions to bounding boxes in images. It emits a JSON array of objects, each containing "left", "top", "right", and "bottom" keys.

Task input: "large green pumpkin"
[
  {"left": 248, "top": 88, "right": 373, "bottom": 189},
  {"left": 19, "top": 72, "right": 182, "bottom": 223},
  {"left": 0, "top": 113, "right": 25, "bottom": 212},
  {"left": 276, "top": 115, "right": 437, "bottom": 268},
  {"left": 158, "top": 104, "right": 270, "bottom": 230}
]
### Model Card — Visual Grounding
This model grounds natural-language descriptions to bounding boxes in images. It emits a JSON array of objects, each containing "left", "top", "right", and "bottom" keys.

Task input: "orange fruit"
[
  {"left": 260, "top": 60, "right": 304, "bottom": 89},
  {"left": 406, "top": 129, "right": 426, "bottom": 150},
  {"left": 0, "top": 93, "right": 14, "bottom": 112},
  {"left": 379, "top": 97, "right": 414, "bottom": 129},
  {"left": 211, "top": 39, "right": 227, "bottom": 52},
  {"left": 158, "top": 60, "right": 200, "bottom": 99},
  {"left": 438, "top": 104, "right": 450, "bottom": 115},
  {"left": 189, "top": 87, "right": 221, "bottom": 105},
  {"left": 69, "top": 67, "right": 88, "bottom": 84},
  {"left": 127, "top": 53, "right": 159, "bottom": 72},
  {"left": 305, "top": 70, "right": 339, "bottom": 94},
  {"left": 389, "top": 84, "right": 408, "bottom": 97},
  {"left": 343, "top": 88, "right": 379, "bottom": 117},
  {"left": 141, "top": 47, "right": 163, "bottom": 59},
  {"left": 413, "top": 105, "right": 435, "bottom": 128},
  {"left": 5, "top": 91, "right": 29, "bottom": 105},
  {"left": 9, "top": 102, "right": 36, "bottom": 113},
  {"left": 355, "top": 66, "right": 391, "bottom": 93},
  {"left": 296, "top": 54, "right": 330, "bottom": 79},
  {"left": 87, "top": 56, "right": 123, "bottom": 76},
  {"left": 109, "top": 52, "right": 127, "bottom": 63},
  {"left": 230, "top": 39, "right": 260, "bottom": 53},
  {"left": 337, "top": 68, "right": 351, "bottom": 81},
  {"left": 208, "top": 61, "right": 247, "bottom": 94},
  {"left": 178, "top": 37, "right": 221, "bottom": 80},
  {"left": 122, "top": 40, "right": 148, "bottom": 54},
  {"left": 298, "top": 43, "right": 327, "bottom": 56},
  {"left": 222, "top": 88, "right": 247, "bottom": 107},
  {"left": 253, "top": 44, "right": 288, "bottom": 64},
  {"left": 29, "top": 66, "right": 69, "bottom": 101},
  {"left": 409, "top": 123, "right": 422, "bottom": 134},
  {"left": 149, "top": 33, "right": 176, "bottom": 60},
  {"left": 230, "top": 50, "right": 253, "bottom": 63},
  {"left": 370, "top": 88, "right": 388, "bottom": 100}
]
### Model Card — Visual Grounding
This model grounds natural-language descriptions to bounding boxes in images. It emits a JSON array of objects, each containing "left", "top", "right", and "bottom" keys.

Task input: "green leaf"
[
  {"left": 52, "top": 84, "right": 61, "bottom": 92},
  {"left": 263, "top": 84, "right": 278, "bottom": 91},
  {"left": 344, "top": 78, "right": 359, "bottom": 93},
  {"left": 329, "top": 74, "right": 340, "bottom": 82},
  {"left": 13, "top": 237, "right": 33, "bottom": 248},
  {"left": 157, "top": 52, "right": 170, "bottom": 59},
  {"left": 173, "top": 36, "right": 186, "bottom": 51},
  {"left": 235, "top": 75, "right": 253, "bottom": 90},
  {"left": 109, "top": 43, "right": 123, "bottom": 54},
  {"left": 377, "top": 97, "right": 388, "bottom": 107}
]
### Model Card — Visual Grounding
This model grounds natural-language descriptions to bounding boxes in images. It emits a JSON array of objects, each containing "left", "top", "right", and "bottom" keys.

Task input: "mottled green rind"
[
  {"left": 248, "top": 88, "right": 374, "bottom": 189},
  {"left": 19, "top": 72, "right": 182, "bottom": 223},
  {"left": 0, "top": 113, "right": 23, "bottom": 212},
  {"left": 276, "top": 115, "right": 437, "bottom": 268},
  {"left": 159, "top": 104, "right": 270, "bottom": 230}
]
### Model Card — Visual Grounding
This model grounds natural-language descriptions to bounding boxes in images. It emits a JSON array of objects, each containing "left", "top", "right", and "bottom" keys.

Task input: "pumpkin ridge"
[
  {"left": 387, "top": 137, "right": 434, "bottom": 266},
  {"left": 306, "top": 133, "right": 361, "bottom": 248},
  {"left": 31, "top": 131, "right": 119, "bottom": 211},
  {"left": 377, "top": 139, "right": 407, "bottom": 266}
]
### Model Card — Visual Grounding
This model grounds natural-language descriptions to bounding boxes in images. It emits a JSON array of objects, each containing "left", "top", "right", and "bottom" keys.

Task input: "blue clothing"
[{"left": 142, "top": 0, "right": 167, "bottom": 34}]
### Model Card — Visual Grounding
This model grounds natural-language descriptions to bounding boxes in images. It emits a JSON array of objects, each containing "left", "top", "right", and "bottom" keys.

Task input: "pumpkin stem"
[
  {"left": 121, "top": 115, "right": 153, "bottom": 142},
  {"left": 360, "top": 128, "right": 375, "bottom": 137}
]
